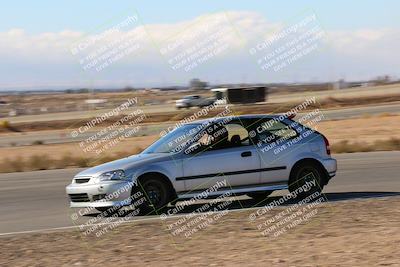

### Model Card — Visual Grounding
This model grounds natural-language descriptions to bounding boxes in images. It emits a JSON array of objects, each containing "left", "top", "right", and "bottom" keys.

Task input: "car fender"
[
  {"left": 286, "top": 151, "right": 326, "bottom": 172},
  {"left": 129, "top": 161, "right": 185, "bottom": 192}
]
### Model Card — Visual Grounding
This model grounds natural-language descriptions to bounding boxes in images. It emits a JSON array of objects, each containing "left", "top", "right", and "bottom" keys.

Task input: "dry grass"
[
  {"left": 3, "top": 156, "right": 25, "bottom": 172},
  {"left": 316, "top": 114, "right": 400, "bottom": 144},
  {"left": 0, "top": 134, "right": 154, "bottom": 173},
  {"left": 330, "top": 138, "right": 400, "bottom": 153},
  {"left": 28, "top": 154, "right": 51, "bottom": 170},
  {"left": 0, "top": 147, "right": 145, "bottom": 173},
  {"left": 331, "top": 140, "right": 372, "bottom": 153}
]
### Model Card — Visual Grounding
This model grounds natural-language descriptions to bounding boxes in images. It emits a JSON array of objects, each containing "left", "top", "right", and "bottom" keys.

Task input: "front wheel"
[
  {"left": 135, "top": 177, "right": 172, "bottom": 214},
  {"left": 289, "top": 162, "right": 326, "bottom": 199}
]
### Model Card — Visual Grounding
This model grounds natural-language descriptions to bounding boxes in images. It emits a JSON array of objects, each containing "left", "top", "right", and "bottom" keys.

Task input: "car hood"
[{"left": 74, "top": 153, "right": 173, "bottom": 177}]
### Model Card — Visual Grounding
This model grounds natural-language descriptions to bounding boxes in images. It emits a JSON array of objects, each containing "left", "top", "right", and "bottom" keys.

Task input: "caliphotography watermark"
[
  {"left": 71, "top": 97, "right": 147, "bottom": 156},
  {"left": 160, "top": 179, "right": 234, "bottom": 240},
  {"left": 248, "top": 183, "right": 327, "bottom": 240},
  {"left": 248, "top": 96, "right": 326, "bottom": 156},
  {"left": 158, "top": 13, "right": 237, "bottom": 72},
  {"left": 156, "top": 104, "right": 233, "bottom": 157},
  {"left": 159, "top": 100, "right": 230, "bottom": 137},
  {"left": 249, "top": 13, "right": 325, "bottom": 72},
  {"left": 68, "top": 179, "right": 149, "bottom": 238},
  {"left": 70, "top": 14, "right": 145, "bottom": 73}
]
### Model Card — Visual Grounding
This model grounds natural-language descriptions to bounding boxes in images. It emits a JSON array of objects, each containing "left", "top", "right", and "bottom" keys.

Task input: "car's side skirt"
[
  {"left": 175, "top": 166, "right": 287, "bottom": 181},
  {"left": 177, "top": 181, "right": 288, "bottom": 199}
]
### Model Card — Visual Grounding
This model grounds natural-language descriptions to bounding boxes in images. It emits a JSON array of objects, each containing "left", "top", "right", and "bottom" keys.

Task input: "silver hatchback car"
[{"left": 66, "top": 115, "right": 337, "bottom": 213}]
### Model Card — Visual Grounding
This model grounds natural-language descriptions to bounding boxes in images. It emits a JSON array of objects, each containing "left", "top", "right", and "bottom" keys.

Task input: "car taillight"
[{"left": 322, "top": 135, "right": 331, "bottom": 155}]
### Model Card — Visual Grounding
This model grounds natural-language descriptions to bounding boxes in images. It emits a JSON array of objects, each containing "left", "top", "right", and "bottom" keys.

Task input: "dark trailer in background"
[{"left": 211, "top": 86, "right": 267, "bottom": 104}]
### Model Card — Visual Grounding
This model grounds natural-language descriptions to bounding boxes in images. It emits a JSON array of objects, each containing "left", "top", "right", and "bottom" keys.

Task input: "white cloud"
[{"left": 0, "top": 11, "right": 399, "bottom": 89}]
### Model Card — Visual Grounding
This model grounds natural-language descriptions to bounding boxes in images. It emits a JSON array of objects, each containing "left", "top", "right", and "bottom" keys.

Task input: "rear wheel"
[{"left": 289, "top": 161, "right": 325, "bottom": 199}]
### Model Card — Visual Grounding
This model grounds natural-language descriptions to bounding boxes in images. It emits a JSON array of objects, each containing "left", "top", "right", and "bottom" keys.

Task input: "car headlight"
[{"left": 98, "top": 170, "right": 127, "bottom": 181}]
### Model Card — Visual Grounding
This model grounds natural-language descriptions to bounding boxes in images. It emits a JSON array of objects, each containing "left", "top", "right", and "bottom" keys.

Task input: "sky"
[{"left": 0, "top": 0, "right": 399, "bottom": 90}]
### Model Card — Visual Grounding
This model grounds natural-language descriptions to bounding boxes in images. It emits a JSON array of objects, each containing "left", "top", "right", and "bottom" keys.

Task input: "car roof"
[{"left": 186, "top": 114, "right": 284, "bottom": 125}]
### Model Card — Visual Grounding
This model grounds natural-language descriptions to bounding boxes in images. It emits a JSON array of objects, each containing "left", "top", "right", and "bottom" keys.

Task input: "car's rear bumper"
[
  {"left": 66, "top": 181, "right": 133, "bottom": 208},
  {"left": 321, "top": 157, "right": 337, "bottom": 178}
]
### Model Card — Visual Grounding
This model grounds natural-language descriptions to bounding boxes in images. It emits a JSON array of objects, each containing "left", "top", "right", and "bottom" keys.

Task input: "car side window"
[
  {"left": 254, "top": 119, "right": 298, "bottom": 144},
  {"left": 225, "top": 123, "right": 250, "bottom": 146},
  {"left": 206, "top": 122, "right": 250, "bottom": 150},
  {"left": 191, "top": 121, "right": 251, "bottom": 153}
]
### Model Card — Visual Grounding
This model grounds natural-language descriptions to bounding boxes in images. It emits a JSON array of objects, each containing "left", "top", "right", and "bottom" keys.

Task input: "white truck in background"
[{"left": 175, "top": 95, "right": 215, "bottom": 109}]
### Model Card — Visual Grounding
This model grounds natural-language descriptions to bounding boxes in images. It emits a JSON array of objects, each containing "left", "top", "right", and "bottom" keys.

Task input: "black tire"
[
  {"left": 135, "top": 177, "right": 172, "bottom": 214},
  {"left": 247, "top": 191, "right": 273, "bottom": 202},
  {"left": 289, "top": 161, "right": 326, "bottom": 199}
]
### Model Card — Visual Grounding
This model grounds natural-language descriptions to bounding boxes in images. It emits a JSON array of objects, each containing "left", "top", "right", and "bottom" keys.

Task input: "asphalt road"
[
  {"left": 1, "top": 102, "right": 400, "bottom": 147},
  {"left": 0, "top": 151, "right": 399, "bottom": 235}
]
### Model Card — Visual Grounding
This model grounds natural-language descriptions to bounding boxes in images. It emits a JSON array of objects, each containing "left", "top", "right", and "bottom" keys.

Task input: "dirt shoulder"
[{"left": 0, "top": 197, "right": 399, "bottom": 266}]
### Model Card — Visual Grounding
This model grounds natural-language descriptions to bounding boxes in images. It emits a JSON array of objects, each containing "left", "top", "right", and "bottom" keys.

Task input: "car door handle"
[{"left": 241, "top": 151, "right": 252, "bottom": 157}]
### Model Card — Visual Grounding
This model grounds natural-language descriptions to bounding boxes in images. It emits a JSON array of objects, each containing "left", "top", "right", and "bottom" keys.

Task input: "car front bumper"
[{"left": 66, "top": 181, "right": 133, "bottom": 208}]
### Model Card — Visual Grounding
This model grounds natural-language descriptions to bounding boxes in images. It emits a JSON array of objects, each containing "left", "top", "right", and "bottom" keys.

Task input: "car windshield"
[{"left": 142, "top": 123, "right": 204, "bottom": 154}]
